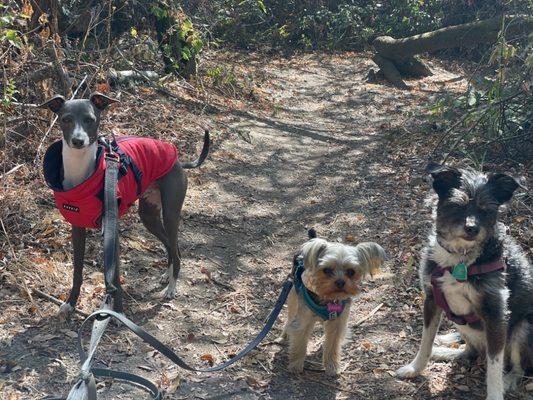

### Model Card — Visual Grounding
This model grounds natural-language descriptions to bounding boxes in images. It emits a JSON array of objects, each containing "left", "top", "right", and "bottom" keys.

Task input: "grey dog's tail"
[{"left": 180, "top": 130, "right": 210, "bottom": 169}]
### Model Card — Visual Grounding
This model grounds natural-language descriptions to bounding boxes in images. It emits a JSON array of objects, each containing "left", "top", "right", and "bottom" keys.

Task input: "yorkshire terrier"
[
  {"left": 282, "top": 229, "right": 386, "bottom": 376},
  {"left": 396, "top": 165, "right": 532, "bottom": 400}
]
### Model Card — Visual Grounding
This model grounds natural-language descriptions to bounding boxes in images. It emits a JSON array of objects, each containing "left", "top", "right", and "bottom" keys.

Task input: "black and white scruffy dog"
[{"left": 396, "top": 165, "right": 532, "bottom": 400}]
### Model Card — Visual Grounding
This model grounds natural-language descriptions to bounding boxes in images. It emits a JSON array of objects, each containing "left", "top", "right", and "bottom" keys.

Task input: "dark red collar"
[
  {"left": 464, "top": 259, "right": 506, "bottom": 276},
  {"left": 431, "top": 258, "right": 505, "bottom": 325}
]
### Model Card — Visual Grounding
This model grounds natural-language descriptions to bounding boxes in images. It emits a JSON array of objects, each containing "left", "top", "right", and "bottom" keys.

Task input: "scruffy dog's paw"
[
  {"left": 395, "top": 363, "right": 421, "bottom": 378},
  {"left": 58, "top": 302, "right": 74, "bottom": 319},
  {"left": 288, "top": 359, "right": 305, "bottom": 374},
  {"left": 431, "top": 346, "right": 465, "bottom": 361},
  {"left": 435, "top": 331, "right": 462, "bottom": 346}
]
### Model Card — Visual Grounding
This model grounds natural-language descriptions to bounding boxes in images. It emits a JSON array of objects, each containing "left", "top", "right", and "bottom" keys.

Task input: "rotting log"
[{"left": 371, "top": 15, "right": 533, "bottom": 89}]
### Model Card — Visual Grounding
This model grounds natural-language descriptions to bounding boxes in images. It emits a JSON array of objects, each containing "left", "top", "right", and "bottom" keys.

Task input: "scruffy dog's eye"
[
  {"left": 345, "top": 269, "right": 355, "bottom": 277},
  {"left": 323, "top": 268, "right": 334, "bottom": 276}
]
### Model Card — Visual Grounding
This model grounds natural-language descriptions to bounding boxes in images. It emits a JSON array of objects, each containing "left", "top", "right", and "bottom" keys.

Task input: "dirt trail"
[{"left": 3, "top": 53, "right": 526, "bottom": 400}]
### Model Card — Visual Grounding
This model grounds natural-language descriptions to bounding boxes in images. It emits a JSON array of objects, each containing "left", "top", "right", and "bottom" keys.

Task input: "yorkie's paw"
[
  {"left": 288, "top": 359, "right": 305, "bottom": 374},
  {"left": 395, "top": 363, "right": 421, "bottom": 379},
  {"left": 324, "top": 363, "right": 340, "bottom": 377}
]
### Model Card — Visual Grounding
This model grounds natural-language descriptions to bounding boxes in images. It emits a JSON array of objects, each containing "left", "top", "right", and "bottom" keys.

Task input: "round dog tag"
[{"left": 452, "top": 262, "right": 468, "bottom": 281}]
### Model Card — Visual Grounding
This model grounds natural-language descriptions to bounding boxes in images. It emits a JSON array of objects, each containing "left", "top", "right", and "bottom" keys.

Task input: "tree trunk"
[{"left": 371, "top": 15, "right": 533, "bottom": 89}]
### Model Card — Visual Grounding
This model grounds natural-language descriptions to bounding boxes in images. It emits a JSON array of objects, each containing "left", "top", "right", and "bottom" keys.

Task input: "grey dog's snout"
[{"left": 71, "top": 137, "right": 85, "bottom": 148}]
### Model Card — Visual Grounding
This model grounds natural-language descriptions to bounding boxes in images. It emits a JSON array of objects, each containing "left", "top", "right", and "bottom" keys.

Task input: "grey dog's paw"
[{"left": 58, "top": 302, "right": 74, "bottom": 319}]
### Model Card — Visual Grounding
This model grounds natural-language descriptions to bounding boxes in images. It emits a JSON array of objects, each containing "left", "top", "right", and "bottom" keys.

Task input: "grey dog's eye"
[
  {"left": 84, "top": 117, "right": 95, "bottom": 124},
  {"left": 62, "top": 117, "right": 73, "bottom": 124},
  {"left": 323, "top": 268, "right": 334, "bottom": 275}
]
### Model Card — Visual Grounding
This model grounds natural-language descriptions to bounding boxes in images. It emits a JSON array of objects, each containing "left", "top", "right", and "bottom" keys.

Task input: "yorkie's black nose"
[
  {"left": 335, "top": 279, "right": 345, "bottom": 289},
  {"left": 464, "top": 224, "right": 480, "bottom": 237}
]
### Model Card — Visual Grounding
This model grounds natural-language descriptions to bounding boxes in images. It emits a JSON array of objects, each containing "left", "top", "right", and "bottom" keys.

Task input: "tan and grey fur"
[{"left": 282, "top": 231, "right": 386, "bottom": 376}]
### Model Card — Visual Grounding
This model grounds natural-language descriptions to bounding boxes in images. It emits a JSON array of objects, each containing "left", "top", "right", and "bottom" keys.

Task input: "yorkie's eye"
[
  {"left": 323, "top": 268, "right": 334, "bottom": 276},
  {"left": 345, "top": 269, "right": 355, "bottom": 277}
]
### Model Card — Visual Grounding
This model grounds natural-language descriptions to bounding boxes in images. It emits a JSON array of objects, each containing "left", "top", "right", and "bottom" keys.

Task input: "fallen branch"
[
  {"left": 0, "top": 164, "right": 23, "bottom": 179},
  {"left": 33, "top": 288, "right": 90, "bottom": 318},
  {"left": 354, "top": 303, "right": 384, "bottom": 326},
  {"left": 371, "top": 15, "right": 533, "bottom": 88}
]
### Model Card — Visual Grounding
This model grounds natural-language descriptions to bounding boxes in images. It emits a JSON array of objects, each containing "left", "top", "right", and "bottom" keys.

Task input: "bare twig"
[
  {"left": 0, "top": 164, "right": 23, "bottom": 179},
  {"left": 33, "top": 288, "right": 90, "bottom": 318},
  {"left": 354, "top": 303, "right": 384, "bottom": 326}
]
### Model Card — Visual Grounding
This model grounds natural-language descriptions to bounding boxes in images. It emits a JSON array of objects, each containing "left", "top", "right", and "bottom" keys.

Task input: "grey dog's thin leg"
[{"left": 66, "top": 226, "right": 86, "bottom": 308}]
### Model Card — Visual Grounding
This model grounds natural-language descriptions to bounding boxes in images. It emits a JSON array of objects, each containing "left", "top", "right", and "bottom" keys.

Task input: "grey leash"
[{"left": 58, "top": 138, "right": 293, "bottom": 400}]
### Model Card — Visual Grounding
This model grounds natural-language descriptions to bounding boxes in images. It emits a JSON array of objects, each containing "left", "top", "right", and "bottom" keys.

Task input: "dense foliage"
[{"left": 195, "top": 0, "right": 532, "bottom": 50}]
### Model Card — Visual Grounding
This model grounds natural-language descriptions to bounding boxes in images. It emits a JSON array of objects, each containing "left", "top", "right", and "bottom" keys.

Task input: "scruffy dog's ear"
[
  {"left": 301, "top": 238, "right": 328, "bottom": 270},
  {"left": 39, "top": 95, "right": 65, "bottom": 114},
  {"left": 353, "top": 242, "right": 386, "bottom": 276},
  {"left": 427, "top": 164, "right": 461, "bottom": 197},
  {"left": 487, "top": 173, "right": 521, "bottom": 205},
  {"left": 89, "top": 92, "right": 119, "bottom": 110}
]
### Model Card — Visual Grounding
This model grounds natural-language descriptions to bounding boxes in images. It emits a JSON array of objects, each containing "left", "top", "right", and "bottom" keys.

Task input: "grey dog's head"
[
  {"left": 428, "top": 164, "right": 521, "bottom": 255},
  {"left": 40, "top": 92, "right": 118, "bottom": 149}
]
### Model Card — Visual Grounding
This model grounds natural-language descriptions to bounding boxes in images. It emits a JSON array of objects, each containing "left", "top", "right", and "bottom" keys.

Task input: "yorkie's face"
[{"left": 301, "top": 239, "right": 386, "bottom": 302}]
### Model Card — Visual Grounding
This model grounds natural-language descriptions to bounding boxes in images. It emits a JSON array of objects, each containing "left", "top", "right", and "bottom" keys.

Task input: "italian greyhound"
[{"left": 41, "top": 92, "right": 209, "bottom": 316}]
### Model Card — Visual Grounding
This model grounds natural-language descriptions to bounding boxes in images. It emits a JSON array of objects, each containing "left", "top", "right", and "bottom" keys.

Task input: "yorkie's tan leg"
[
  {"left": 278, "top": 288, "right": 298, "bottom": 342},
  {"left": 323, "top": 303, "right": 350, "bottom": 376},
  {"left": 288, "top": 297, "right": 316, "bottom": 373}
]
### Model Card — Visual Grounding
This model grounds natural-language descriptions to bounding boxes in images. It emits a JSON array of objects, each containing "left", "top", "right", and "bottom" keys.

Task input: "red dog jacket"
[{"left": 43, "top": 136, "right": 177, "bottom": 228}]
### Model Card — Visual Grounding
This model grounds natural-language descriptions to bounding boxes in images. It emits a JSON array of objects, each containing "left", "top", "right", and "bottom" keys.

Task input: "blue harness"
[{"left": 293, "top": 255, "right": 349, "bottom": 320}]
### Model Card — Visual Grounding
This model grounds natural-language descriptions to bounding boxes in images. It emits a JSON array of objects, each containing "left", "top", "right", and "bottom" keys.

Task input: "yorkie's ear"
[
  {"left": 301, "top": 238, "right": 328, "bottom": 270},
  {"left": 353, "top": 242, "right": 386, "bottom": 276}
]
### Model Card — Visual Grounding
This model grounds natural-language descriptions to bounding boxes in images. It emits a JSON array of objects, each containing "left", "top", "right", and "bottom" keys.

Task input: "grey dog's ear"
[
  {"left": 301, "top": 238, "right": 328, "bottom": 269},
  {"left": 39, "top": 95, "right": 65, "bottom": 114},
  {"left": 89, "top": 92, "right": 119, "bottom": 110},
  {"left": 353, "top": 242, "right": 386, "bottom": 276}
]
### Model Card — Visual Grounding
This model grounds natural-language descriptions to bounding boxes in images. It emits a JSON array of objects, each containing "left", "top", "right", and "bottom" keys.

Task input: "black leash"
[{"left": 63, "top": 137, "right": 294, "bottom": 400}]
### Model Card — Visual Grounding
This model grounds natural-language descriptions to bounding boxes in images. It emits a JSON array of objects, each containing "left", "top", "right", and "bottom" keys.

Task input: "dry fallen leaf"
[
  {"left": 200, "top": 354, "right": 214, "bottom": 365},
  {"left": 361, "top": 340, "right": 373, "bottom": 350},
  {"left": 200, "top": 266, "right": 212, "bottom": 281}
]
